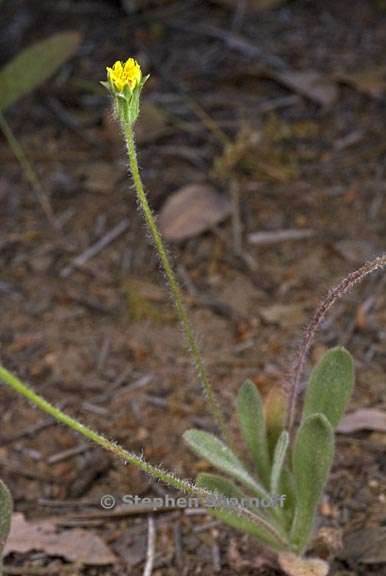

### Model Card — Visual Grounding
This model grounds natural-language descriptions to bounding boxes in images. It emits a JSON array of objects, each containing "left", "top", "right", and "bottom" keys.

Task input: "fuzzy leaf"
[
  {"left": 208, "top": 508, "right": 285, "bottom": 552},
  {"left": 264, "top": 385, "right": 288, "bottom": 455},
  {"left": 197, "top": 472, "right": 246, "bottom": 501},
  {"left": 270, "top": 431, "right": 289, "bottom": 496},
  {"left": 197, "top": 475, "right": 288, "bottom": 552},
  {"left": 207, "top": 506, "right": 286, "bottom": 551},
  {"left": 279, "top": 469, "right": 297, "bottom": 529},
  {"left": 237, "top": 380, "right": 271, "bottom": 485},
  {"left": 303, "top": 347, "right": 354, "bottom": 428},
  {"left": 184, "top": 429, "right": 269, "bottom": 498},
  {"left": 0, "top": 479, "right": 13, "bottom": 570},
  {"left": 197, "top": 473, "right": 288, "bottom": 530},
  {"left": 291, "top": 414, "right": 334, "bottom": 554},
  {"left": 0, "top": 32, "right": 81, "bottom": 112}
]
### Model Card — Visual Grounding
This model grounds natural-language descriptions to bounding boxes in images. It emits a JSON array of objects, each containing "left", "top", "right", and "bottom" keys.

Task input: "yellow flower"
[{"left": 106, "top": 58, "right": 142, "bottom": 93}]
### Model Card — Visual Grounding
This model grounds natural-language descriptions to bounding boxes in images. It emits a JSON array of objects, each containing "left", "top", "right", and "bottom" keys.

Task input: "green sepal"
[
  {"left": 183, "top": 429, "right": 269, "bottom": 498},
  {"left": 302, "top": 347, "right": 354, "bottom": 428},
  {"left": 104, "top": 74, "right": 150, "bottom": 126},
  {"left": 236, "top": 380, "right": 271, "bottom": 486},
  {"left": 290, "top": 414, "right": 335, "bottom": 554}
]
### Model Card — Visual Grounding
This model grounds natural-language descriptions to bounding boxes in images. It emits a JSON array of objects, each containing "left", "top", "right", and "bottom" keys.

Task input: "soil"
[{"left": 0, "top": 0, "right": 386, "bottom": 574}]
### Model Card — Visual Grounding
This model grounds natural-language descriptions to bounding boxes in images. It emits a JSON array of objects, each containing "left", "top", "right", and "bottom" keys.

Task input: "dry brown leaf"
[
  {"left": 343, "top": 527, "right": 386, "bottom": 563},
  {"left": 278, "top": 552, "right": 329, "bottom": 576},
  {"left": 337, "top": 68, "right": 386, "bottom": 98},
  {"left": 259, "top": 303, "right": 307, "bottom": 327},
  {"left": 267, "top": 70, "right": 338, "bottom": 106},
  {"left": 4, "top": 513, "right": 116, "bottom": 566},
  {"left": 337, "top": 408, "right": 386, "bottom": 433},
  {"left": 158, "top": 183, "right": 231, "bottom": 241}
]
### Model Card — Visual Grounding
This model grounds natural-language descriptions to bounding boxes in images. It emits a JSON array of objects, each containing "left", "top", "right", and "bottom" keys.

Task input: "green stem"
[
  {"left": 123, "top": 122, "right": 231, "bottom": 446},
  {"left": 0, "top": 365, "right": 194, "bottom": 493},
  {"left": 0, "top": 365, "right": 288, "bottom": 549}
]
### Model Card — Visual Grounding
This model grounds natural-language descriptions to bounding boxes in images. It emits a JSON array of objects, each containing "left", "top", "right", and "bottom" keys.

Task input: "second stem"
[{"left": 123, "top": 123, "right": 230, "bottom": 445}]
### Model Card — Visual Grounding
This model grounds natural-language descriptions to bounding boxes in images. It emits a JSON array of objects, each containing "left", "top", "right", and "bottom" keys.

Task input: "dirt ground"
[{"left": 1, "top": 0, "right": 386, "bottom": 574}]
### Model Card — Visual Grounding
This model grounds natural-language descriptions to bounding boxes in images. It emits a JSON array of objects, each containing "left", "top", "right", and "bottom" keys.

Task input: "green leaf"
[
  {"left": 0, "top": 31, "right": 81, "bottom": 112},
  {"left": 197, "top": 475, "right": 288, "bottom": 552},
  {"left": 184, "top": 429, "right": 269, "bottom": 498},
  {"left": 290, "top": 414, "right": 335, "bottom": 554},
  {"left": 0, "top": 479, "right": 13, "bottom": 571},
  {"left": 279, "top": 468, "right": 297, "bottom": 529},
  {"left": 303, "top": 347, "right": 354, "bottom": 428},
  {"left": 237, "top": 380, "right": 271, "bottom": 485},
  {"left": 207, "top": 506, "right": 286, "bottom": 551},
  {"left": 197, "top": 472, "right": 247, "bottom": 501},
  {"left": 270, "top": 431, "right": 289, "bottom": 496}
]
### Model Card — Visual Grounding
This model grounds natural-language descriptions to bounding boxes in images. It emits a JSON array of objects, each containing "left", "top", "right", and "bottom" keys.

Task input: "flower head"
[
  {"left": 103, "top": 56, "right": 148, "bottom": 126},
  {"left": 106, "top": 58, "right": 142, "bottom": 93}
]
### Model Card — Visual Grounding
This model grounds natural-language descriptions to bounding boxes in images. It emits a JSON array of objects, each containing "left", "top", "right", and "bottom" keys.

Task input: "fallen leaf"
[
  {"left": 267, "top": 70, "right": 338, "bottom": 106},
  {"left": 4, "top": 513, "right": 116, "bottom": 566},
  {"left": 337, "top": 68, "right": 386, "bottom": 98},
  {"left": 278, "top": 552, "right": 329, "bottom": 576},
  {"left": 259, "top": 303, "right": 307, "bottom": 327},
  {"left": 0, "top": 32, "right": 81, "bottom": 112},
  {"left": 158, "top": 183, "right": 231, "bottom": 241},
  {"left": 342, "top": 527, "right": 386, "bottom": 563},
  {"left": 337, "top": 408, "right": 386, "bottom": 433}
]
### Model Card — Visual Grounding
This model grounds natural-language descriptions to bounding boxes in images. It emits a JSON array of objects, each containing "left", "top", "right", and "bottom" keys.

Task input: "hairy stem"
[
  {"left": 0, "top": 365, "right": 193, "bottom": 492},
  {"left": 287, "top": 254, "right": 386, "bottom": 436},
  {"left": 123, "top": 122, "right": 231, "bottom": 445},
  {"left": 0, "top": 365, "right": 288, "bottom": 549}
]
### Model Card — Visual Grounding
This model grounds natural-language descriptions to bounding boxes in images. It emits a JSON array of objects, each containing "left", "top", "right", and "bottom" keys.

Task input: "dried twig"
[
  {"left": 174, "top": 23, "right": 286, "bottom": 69},
  {"left": 248, "top": 229, "right": 315, "bottom": 245},
  {"left": 47, "top": 444, "right": 91, "bottom": 465},
  {"left": 143, "top": 516, "right": 156, "bottom": 576},
  {"left": 231, "top": 180, "right": 242, "bottom": 255},
  {"left": 60, "top": 218, "right": 130, "bottom": 277},
  {"left": 173, "top": 522, "right": 183, "bottom": 567}
]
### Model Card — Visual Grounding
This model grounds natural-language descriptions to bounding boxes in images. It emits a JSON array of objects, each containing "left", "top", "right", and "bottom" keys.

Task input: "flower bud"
[{"left": 102, "top": 57, "right": 149, "bottom": 125}]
